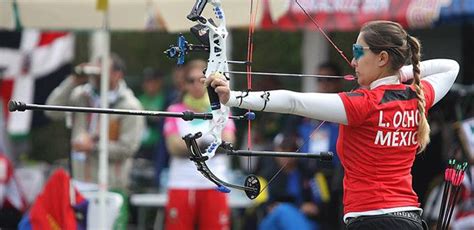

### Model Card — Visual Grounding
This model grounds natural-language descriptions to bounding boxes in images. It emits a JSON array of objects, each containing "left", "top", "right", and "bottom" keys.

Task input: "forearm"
[
  {"left": 400, "top": 59, "right": 459, "bottom": 104},
  {"left": 45, "top": 76, "right": 77, "bottom": 120},
  {"left": 226, "top": 90, "right": 348, "bottom": 125},
  {"left": 400, "top": 59, "right": 459, "bottom": 80},
  {"left": 165, "top": 135, "right": 189, "bottom": 157}
]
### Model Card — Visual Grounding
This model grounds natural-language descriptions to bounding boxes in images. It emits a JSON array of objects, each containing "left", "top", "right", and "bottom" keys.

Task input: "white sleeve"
[
  {"left": 226, "top": 90, "right": 348, "bottom": 125},
  {"left": 399, "top": 59, "right": 459, "bottom": 105}
]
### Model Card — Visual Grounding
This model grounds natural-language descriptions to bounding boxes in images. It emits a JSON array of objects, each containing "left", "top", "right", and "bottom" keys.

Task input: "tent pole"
[{"left": 98, "top": 3, "right": 110, "bottom": 229}]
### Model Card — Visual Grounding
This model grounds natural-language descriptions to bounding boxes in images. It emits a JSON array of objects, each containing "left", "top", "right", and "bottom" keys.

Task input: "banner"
[{"left": 262, "top": 0, "right": 474, "bottom": 31}]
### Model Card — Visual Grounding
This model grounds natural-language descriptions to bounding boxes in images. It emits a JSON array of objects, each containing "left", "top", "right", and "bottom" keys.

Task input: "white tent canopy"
[{"left": 0, "top": 0, "right": 285, "bottom": 32}]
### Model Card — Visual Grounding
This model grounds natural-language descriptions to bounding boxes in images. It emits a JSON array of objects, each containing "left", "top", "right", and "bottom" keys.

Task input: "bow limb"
[{"left": 183, "top": 132, "right": 261, "bottom": 199}]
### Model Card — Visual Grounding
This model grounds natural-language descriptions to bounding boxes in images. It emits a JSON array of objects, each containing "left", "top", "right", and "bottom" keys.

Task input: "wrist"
[{"left": 226, "top": 91, "right": 240, "bottom": 107}]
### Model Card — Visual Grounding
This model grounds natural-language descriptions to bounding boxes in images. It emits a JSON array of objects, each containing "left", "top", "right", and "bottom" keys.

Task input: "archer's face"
[{"left": 351, "top": 33, "right": 383, "bottom": 87}]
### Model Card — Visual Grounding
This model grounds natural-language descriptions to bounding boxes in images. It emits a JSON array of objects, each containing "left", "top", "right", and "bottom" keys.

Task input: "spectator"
[
  {"left": 162, "top": 59, "right": 236, "bottom": 229},
  {"left": 45, "top": 53, "right": 144, "bottom": 191},
  {"left": 134, "top": 67, "right": 170, "bottom": 190},
  {"left": 0, "top": 153, "right": 26, "bottom": 228},
  {"left": 299, "top": 62, "right": 346, "bottom": 229},
  {"left": 297, "top": 62, "right": 344, "bottom": 165},
  {"left": 138, "top": 67, "right": 167, "bottom": 158},
  {"left": 167, "top": 66, "right": 186, "bottom": 105},
  {"left": 258, "top": 133, "right": 329, "bottom": 230}
]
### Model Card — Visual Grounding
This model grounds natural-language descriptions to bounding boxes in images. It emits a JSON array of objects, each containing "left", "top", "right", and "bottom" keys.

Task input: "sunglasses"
[
  {"left": 352, "top": 44, "right": 371, "bottom": 60},
  {"left": 185, "top": 77, "right": 201, "bottom": 84}
]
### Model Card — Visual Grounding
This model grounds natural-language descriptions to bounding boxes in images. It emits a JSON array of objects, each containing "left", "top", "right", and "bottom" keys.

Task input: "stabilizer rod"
[
  {"left": 8, "top": 100, "right": 212, "bottom": 121},
  {"left": 226, "top": 150, "right": 333, "bottom": 161},
  {"left": 220, "top": 142, "right": 333, "bottom": 161}
]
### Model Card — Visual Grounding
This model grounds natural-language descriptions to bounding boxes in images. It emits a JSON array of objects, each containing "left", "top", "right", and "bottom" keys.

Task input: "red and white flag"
[{"left": 0, "top": 30, "right": 74, "bottom": 137}]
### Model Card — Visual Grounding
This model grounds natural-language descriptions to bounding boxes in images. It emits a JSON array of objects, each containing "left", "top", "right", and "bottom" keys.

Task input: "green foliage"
[
  {"left": 74, "top": 30, "right": 304, "bottom": 93},
  {"left": 231, "top": 29, "right": 303, "bottom": 91},
  {"left": 30, "top": 121, "right": 69, "bottom": 163},
  {"left": 328, "top": 31, "right": 358, "bottom": 75}
]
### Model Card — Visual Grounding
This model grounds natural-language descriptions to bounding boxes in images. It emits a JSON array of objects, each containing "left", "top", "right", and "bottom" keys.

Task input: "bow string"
[{"left": 244, "top": 0, "right": 356, "bottom": 196}]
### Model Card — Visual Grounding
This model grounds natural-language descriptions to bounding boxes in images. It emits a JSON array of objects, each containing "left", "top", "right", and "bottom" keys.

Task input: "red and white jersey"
[
  {"left": 226, "top": 59, "right": 459, "bottom": 221},
  {"left": 337, "top": 80, "right": 435, "bottom": 214}
]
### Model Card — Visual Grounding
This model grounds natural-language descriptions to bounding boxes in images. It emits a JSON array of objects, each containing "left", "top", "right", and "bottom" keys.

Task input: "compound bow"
[
  {"left": 165, "top": 0, "right": 346, "bottom": 200},
  {"left": 166, "top": 0, "right": 265, "bottom": 199}
]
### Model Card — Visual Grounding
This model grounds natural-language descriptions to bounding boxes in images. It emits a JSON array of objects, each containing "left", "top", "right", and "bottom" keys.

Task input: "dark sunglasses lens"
[
  {"left": 352, "top": 44, "right": 364, "bottom": 60},
  {"left": 186, "top": 76, "right": 203, "bottom": 84}
]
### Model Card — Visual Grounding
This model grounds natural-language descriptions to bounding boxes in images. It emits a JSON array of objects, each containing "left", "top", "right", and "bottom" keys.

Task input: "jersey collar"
[{"left": 369, "top": 75, "right": 400, "bottom": 89}]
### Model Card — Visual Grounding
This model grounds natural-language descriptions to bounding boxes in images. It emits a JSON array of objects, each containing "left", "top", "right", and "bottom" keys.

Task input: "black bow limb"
[
  {"left": 183, "top": 132, "right": 334, "bottom": 200},
  {"left": 183, "top": 132, "right": 261, "bottom": 199}
]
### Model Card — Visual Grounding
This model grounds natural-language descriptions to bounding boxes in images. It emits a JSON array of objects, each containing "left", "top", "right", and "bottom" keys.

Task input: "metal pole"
[
  {"left": 65, "top": 112, "right": 74, "bottom": 177},
  {"left": 98, "top": 6, "right": 110, "bottom": 228}
]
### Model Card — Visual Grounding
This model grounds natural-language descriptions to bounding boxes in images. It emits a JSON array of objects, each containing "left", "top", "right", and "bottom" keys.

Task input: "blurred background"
[{"left": 0, "top": 0, "right": 473, "bottom": 229}]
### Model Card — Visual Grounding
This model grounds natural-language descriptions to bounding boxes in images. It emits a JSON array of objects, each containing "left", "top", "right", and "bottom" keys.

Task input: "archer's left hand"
[{"left": 203, "top": 73, "right": 230, "bottom": 104}]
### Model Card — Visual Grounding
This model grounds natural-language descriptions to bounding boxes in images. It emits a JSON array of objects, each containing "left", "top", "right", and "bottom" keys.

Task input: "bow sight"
[{"left": 164, "top": 25, "right": 211, "bottom": 65}]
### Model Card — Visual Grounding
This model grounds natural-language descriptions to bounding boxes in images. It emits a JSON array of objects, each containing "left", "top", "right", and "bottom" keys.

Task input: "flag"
[
  {"left": 0, "top": 30, "right": 74, "bottom": 138},
  {"left": 0, "top": 153, "right": 27, "bottom": 211},
  {"left": 0, "top": 153, "right": 27, "bottom": 228},
  {"left": 18, "top": 168, "right": 88, "bottom": 230}
]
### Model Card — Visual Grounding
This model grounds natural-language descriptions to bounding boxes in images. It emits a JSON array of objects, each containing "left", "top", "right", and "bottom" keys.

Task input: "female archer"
[
  {"left": 163, "top": 59, "right": 236, "bottom": 230},
  {"left": 206, "top": 20, "right": 459, "bottom": 229}
]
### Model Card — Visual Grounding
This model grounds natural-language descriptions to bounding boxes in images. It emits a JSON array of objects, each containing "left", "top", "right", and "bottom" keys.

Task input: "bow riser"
[{"left": 192, "top": 1, "right": 231, "bottom": 159}]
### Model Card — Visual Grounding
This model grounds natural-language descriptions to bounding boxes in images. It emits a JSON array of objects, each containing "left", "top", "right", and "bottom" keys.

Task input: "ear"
[{"left": 377, "top": 51, "right": 390, "bottom": 67}]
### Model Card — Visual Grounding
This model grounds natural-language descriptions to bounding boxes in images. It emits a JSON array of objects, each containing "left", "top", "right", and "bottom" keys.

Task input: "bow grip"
[{"left": 207, "top": 85, "right": 221, "bottom": 110}]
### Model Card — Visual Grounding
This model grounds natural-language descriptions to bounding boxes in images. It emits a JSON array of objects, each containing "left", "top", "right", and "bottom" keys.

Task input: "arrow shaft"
[{"left": 225, "top": 70, "right": 349, "bottom": 79}]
